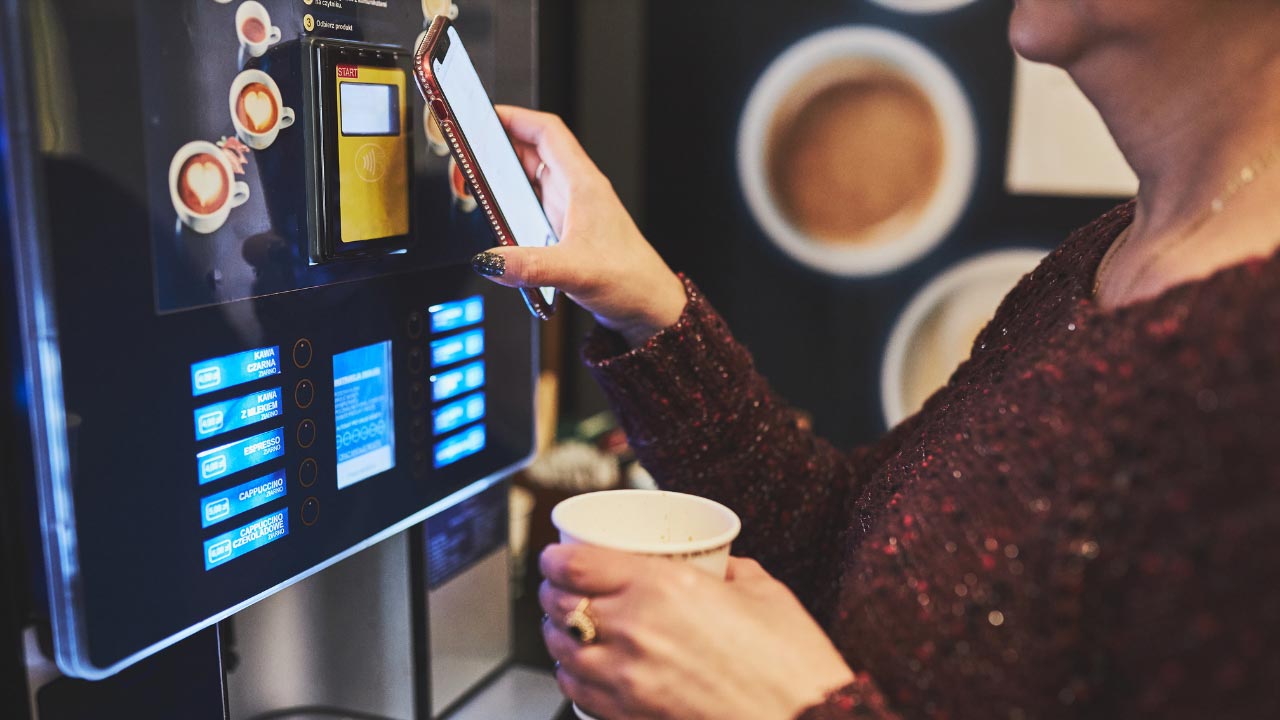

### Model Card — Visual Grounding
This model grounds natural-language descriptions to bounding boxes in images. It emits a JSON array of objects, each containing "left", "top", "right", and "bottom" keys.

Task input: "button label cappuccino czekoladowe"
[{"left": 204, "top": 509, "right": 289, "bottom": 570}]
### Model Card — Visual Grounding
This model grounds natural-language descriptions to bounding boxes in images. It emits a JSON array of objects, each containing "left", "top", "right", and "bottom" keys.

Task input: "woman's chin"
[{"left": 1008, "top": 2, "right": 1087, "bottom": 67}]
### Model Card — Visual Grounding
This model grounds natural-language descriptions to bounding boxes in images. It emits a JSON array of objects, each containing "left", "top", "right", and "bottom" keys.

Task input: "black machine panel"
[{"left": 7, "top": 0, "right": 536, "bottom": 678}]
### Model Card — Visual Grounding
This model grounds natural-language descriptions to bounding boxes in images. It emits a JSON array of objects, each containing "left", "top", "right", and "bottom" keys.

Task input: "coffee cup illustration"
[
  {"left": 169, "top": 140, "right": 250, "bottom": 234},
  {"left": 422, "top": 0, "right": 459, "bottom": 21},
  {"left": 236, "top": 1, "right": 281, "bottom": 58},
  {"left": 448, "top": 157, "right": 477, "bottom": 212},
  {"left": 229, "top": 69, "right": 295, "bottom": 151},
  {"left": 738, "top": 26, "right": 978, "bottom": 277}
]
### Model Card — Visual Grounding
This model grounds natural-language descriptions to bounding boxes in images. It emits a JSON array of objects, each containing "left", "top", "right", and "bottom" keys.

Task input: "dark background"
[{"left": 544, "top": 0, "right": 1122, "bottom": 448}]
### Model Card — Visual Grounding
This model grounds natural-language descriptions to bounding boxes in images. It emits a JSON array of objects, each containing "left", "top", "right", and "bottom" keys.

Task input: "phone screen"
[{"left": 435, "top": 26, "right": 558, "bottom": 307}]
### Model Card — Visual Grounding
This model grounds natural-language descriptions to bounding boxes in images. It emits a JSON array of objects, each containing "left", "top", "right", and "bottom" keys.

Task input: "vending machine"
[{"left": 1, "top": 0, "right": 560, "bottom": 717}]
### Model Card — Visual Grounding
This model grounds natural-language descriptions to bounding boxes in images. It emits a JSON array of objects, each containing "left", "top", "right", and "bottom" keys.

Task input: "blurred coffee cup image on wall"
[
  {"left": 867, "top": 0, "right": 978, "bottom": 14},
  {"left": 738, "top": 26, "right": 977, "bottom": 277},
  {"left": 880, "top": 249, "right": 1047, "bottom": 426}
]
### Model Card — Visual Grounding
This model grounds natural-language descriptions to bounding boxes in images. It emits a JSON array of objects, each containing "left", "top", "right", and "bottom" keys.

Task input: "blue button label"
[
  {"left": 434, "top": 425, "right": 486, "bottom": 468},
  {"left": 431, "top": 361, "right": 485, "bottom": 402},
  {"left": 196, "top": 427, "right": 285, "bottom": 485},
  {"left": 433, "top": 392, "right": 486, "bottom": 436},
  {"left": 193, "top": 387, "right": 283, "bottom": 441},
  {"left": 200, "top": 469, "right": 287, "bottom": 528},
  {"left": 203, "top": 509, "right": 289, "bottom": 570},
  {"left": 190, "top": 346, "right": 281, "bottom": 397},
  {"left": 428, "top": 296, "right": 484, "bottom": 334},
  {"left": 430, "top": 329, "right": 485, "bottom": 368}
]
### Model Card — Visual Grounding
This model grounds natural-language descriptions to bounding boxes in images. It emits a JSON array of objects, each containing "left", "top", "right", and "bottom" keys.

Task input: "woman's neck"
[{"left": 1067, "top": 13, "right": 1280, "bottom": 240}]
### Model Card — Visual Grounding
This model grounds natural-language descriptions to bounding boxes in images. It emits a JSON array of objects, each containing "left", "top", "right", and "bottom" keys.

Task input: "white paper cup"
[
  {"left": 738, "top": 26, "right": 978, "bottom": 277},
  {"left": 169, "top": 140, "right": 250, "bottom": 234},
  {"left": 235, "top": 1, "right": 281, "bottom": 59},
  {"left": 880, "top": 249, "right": 1047, "bottom": 426},
  {"left": 229, "top": 69, "right": 295, "bottom": 151},
  {"left": 551, "top": 490, "right": 742, "bottom": 720}
]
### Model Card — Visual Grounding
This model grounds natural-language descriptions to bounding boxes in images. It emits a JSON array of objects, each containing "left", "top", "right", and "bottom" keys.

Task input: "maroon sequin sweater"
[{"left": 582, "top": 203, "right": 1280, "bottom": 719}]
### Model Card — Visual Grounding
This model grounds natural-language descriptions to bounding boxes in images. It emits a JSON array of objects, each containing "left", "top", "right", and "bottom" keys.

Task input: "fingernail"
[
  {"left": 471, "top": 251, "right": 505, "bottom": 277},
  {"left": 541, "top": 613, "right": 550, "bottom": 625}
]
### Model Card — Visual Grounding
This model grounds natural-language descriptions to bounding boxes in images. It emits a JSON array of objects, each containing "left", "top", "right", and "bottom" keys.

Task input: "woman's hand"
[
  {"left": 477, "top": 106, "right": 687, "bottom": 347},
  {"left": 539, "top": 544, "right": 855, "bottom": 720}
]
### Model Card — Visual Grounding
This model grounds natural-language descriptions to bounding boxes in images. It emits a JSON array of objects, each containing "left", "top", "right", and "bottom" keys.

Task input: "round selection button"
[
  {"left": 297, "top": 419, "right": 317, "bottom": 448},
  {"left": 412, "top": 449, "right": 428, "bottom": 479},
  {"left": 293, "top": 338, "right": 314, "bottom": 369},
  {"left": 411, "top": 415, "right": 428, "bottom": 444},
  {"left": 410, "top": 380, "right": 427, "bottom": 410},
  {"left": 295, "top": 379, "right": 315, "bottom": 409},
  {"left": 299, "top": 458, "right": 318, "bottom": 488},
  {"left": 301, "top": 497, "right": 320, "bottom": 527},
  {"left": 407, "top": 311, "right": 424, "bottom": 339},
  {"left": 408, "top": 346, "right": 425, "bottom": 374}
]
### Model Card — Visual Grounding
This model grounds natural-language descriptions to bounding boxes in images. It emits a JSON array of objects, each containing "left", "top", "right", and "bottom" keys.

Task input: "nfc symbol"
[{"left": 354, "top": 144, "right": 388, "bottom": 183}]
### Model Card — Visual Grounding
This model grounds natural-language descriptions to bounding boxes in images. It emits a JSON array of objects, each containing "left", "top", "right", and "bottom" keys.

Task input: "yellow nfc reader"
[
  {"left": 336, "top": 64, "right": 409, "bottom": 244},
  {"left": 307, "top": 40, "right": 415, "bottom": 262}
]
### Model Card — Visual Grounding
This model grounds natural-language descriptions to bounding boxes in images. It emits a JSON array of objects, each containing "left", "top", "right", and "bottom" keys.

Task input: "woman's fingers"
[
  {"left": 511, "top": 139, "right": 543, "bottom": 186},
  {"left": 495, "top": 105, "right": 590, "bottom": 176},
  {"left": 541, "top": 611, "right": 615, "bottom": 681},
  {"left": 538, "top": 579, "right": 583, "bottom": 623},
  {"left": 471, "top": 244, "right": 581, "bottom": 292},
  {"left": 555, "top": 666, "right": 622, "bottom": 720},
  {"left": 539, "top": 543, "right": 639, "bottom": 595}
]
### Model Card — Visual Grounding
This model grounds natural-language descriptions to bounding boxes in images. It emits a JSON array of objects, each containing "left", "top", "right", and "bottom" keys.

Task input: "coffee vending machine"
[{"left": 1, "top": 0, "right": 564, "bottom": 717}]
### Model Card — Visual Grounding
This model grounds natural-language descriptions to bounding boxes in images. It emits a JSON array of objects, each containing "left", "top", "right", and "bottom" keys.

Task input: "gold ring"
[
  {"left": 535, "top": 161, "right": 548, "bottom": 183},
  {"left": 563, "top": 598, "right": 598, "bottom": 644}
]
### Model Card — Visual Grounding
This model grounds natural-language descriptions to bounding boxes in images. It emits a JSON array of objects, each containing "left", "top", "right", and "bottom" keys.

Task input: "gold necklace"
[{"left": 1092, "top": 144, "right": 1280, "bottom": 298}]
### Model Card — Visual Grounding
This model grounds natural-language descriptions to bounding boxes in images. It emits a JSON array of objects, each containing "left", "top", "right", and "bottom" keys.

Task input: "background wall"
[{"left": 551, "top": 0, "right": 1127, "bottom": 448}]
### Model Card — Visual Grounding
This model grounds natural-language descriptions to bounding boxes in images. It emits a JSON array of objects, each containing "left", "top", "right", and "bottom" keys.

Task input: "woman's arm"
[
  {"left": 479, "top": 106, "right": 924, "bottom": 610},
  {"left": 580, "top": 277, "right": 918, "bottom": 612}
]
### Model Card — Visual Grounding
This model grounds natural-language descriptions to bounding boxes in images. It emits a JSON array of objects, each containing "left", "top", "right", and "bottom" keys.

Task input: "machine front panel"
[{"left": 15, "top": 0, "right": 534, "bottom": 678}]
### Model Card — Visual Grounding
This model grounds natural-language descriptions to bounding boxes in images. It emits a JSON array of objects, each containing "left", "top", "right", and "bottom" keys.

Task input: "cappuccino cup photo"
[
  {"left": 738, "top": 26, "right": 978, "bottom": 277},
  {"left": 228, "top": 70, "right": 295, "bottom": 151},
  {"left": 169, "top": 140, "right": 250, "bottom": 234},
  {"left": 235, "top": 1, "right": 281, "bottom": 58}
]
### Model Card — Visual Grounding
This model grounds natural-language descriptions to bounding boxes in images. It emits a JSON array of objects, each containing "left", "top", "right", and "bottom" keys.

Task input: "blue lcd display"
[
  {"left": 430, "top": 329, "right": 485, "bottom": 368},
  {"left": 433, "top": 392, "right": 486, "bottom": 436},
  {"left": 203, "top": 509, "right": 289, "bottom": 570},
  {"left": 431, "top": 361, "right": 485, "bottom": 402},
  {"left": 200, "top": 469, "right": 287, "bottom": 528},
  {"left": 333, "top": 341, "right": 396, "bottom": 489},
  {"left": 190, "top": 346, "right": 281, "bottom": 397},
  {"left": 429, "top": 296, "right": 484, "bottom": 334},
  {"left": 434, "top": 425, "right": 487, "bottom": 468},
  {"left": 196, "top": 427, "right": 285, "bottom": 485},
  {"left": 193, "top": 387, "right": 282, "bottom": 441}
]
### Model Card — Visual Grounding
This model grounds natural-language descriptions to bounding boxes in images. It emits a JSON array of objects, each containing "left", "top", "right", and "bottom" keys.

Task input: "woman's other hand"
[
  {"left": 538, "top": 544, "right": 855, "bottom": 720},
  {"left": 477, "top": 106, "right": 687, "bottom": 347}
]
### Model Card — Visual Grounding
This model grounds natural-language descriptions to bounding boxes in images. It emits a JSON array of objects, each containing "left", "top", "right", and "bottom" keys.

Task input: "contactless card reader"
[{"left": 307, "top": 40, "right": 414, "bottom": 261}]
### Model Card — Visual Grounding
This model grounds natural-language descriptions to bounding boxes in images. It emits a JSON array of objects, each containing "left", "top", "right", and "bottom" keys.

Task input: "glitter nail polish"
[{"left": 471, "top": 251, "right": 505, "bottom": 277}]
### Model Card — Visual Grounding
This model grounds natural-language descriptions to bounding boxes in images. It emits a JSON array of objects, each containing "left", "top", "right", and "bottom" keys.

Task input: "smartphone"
[{"left": 413, "top": 17, "right": 559, "bottom": 320}]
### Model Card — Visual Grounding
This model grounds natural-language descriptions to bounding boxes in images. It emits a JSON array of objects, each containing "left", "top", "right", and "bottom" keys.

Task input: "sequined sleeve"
[
  {"left": 582, "top": 277, "right": 913, "bottom": 612},
  {"left": 796, "top": 676, "right": 902, "bottom": 720}
]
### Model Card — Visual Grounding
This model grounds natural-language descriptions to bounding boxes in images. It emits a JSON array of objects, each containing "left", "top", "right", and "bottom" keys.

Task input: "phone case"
[{"left": 413, "top": 16, "right": 558, "bottom": 320}]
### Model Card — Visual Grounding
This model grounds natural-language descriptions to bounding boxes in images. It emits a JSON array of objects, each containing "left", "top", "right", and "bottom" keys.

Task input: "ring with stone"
[{"left": 563, "top": 597, "right": 598, "bottom": 644}]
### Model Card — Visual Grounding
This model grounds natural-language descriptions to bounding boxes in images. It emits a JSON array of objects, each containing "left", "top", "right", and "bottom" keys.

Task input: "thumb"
[{"left": 470, "top": 245, "right": 573, "bottom": 290}]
